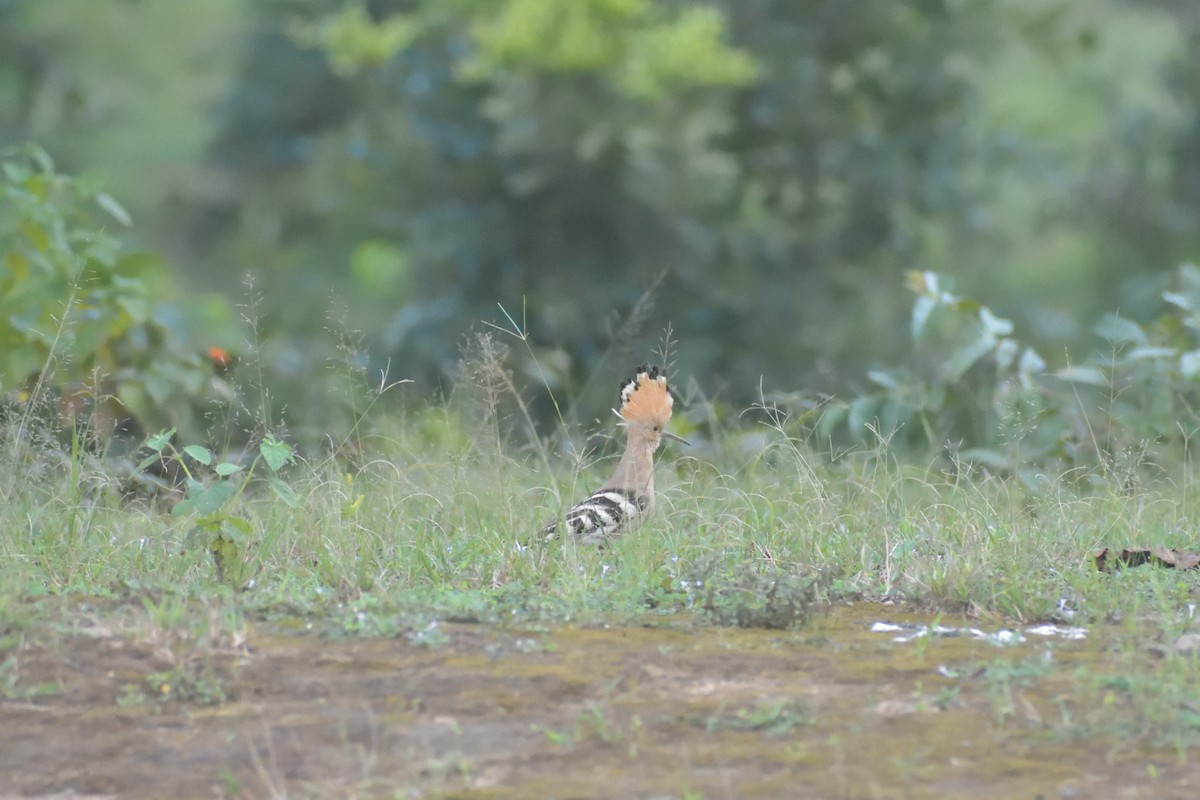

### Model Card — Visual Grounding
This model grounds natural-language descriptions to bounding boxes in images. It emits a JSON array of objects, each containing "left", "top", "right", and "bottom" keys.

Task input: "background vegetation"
[{"left": 5, "top": 0, "right": 1200, "bottom": 455}]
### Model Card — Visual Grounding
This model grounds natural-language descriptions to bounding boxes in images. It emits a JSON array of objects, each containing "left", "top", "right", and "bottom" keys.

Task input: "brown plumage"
[{"left": 543, "top": 364, "right": 687, "bottom": 544}]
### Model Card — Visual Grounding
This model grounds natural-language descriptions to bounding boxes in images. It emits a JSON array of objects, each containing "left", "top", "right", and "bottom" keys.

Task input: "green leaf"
[
  {"left": 1125, "top": 346, "right": 1176, "bottom": 362},
  {"left": 878, "top": 396, "right": 913, "bottom": 435},
  {"left": 1164, "top": 291, "right": 1193, "bottom": 312},
  {"left": 910, "top": 294, "right": 938, "bottom": 341},
  {"left": 136, "top": 453, "right": 161, "bottom": 471},
  {"left": 220, "top": 515, "right": 254, "bottom": 542},
  {"left": 183, "top": 516, "right": 221, "bottom": 547},
  {"left": 144, "top": 428, "right": 175, "bottom": 452},
  {"left": 259, "top": 435, "right": 294, "bottom": 472},
  {"left": 198, "top": 480, "right": 239, "bottom": 514},
  {"left": 95, "top": 192, "right": 132, "bottom": 227},
  {"left": 815, "top": 403, "right": 847, "bottom": 440},
  {"left": 215, "top": 462, "right": 244, "bottom": 477},
  {"left": 847, "top": 395, "right": 880, "bottom": 437},
  {"left": 943, "top": 334, "right": 996, "bottom": 381},
  {"left": 978, "top": 307, "right": 1013, "bottom": 337},
  {"left": 183, "top": 445, "right": 213, "bottom": 465},
  {"left": 172, "top": 479, "right": 237, "bottom": 517},
  {"left": 1093, "top": 314, "right": 1146, "bottom": 345},
  {"left": 866, "top": 370, "right": 900, "bottom": 390},
  {"left": 1053, "top": 366, "right": 1108, "bottom": 387},
  {"left": 268, "top": 476, "right": 300, "bottom": 508}
]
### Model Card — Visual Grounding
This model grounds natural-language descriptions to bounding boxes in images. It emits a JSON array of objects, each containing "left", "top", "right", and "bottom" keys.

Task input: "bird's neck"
[{"left": 602, "top": 431, "right": 656, "bottom": 505}]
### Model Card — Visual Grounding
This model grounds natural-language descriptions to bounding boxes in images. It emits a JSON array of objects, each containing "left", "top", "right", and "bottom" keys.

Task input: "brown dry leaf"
[{"left": 1094, "top": 546, "right": 1200, "bottom": 572}]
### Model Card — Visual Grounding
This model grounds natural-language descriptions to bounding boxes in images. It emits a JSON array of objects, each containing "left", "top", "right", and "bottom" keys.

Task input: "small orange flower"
[{"left": 207, "top": 346, "right": 234, "bottom": 370}]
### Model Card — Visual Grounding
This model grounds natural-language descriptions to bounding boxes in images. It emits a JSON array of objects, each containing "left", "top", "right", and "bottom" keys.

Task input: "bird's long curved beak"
[{"left": 662, "top": 430, "right": 691, "bottom": 446}]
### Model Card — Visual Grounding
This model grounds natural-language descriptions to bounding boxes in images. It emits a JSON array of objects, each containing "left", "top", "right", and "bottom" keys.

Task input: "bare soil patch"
[{"left": 1, "top": 606, "right": 1194, "bottom": 799}]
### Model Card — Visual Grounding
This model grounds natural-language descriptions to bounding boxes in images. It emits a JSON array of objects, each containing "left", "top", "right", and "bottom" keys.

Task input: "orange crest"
[{"left": 617, "top": 364, "right": 674, "bottom": 429}]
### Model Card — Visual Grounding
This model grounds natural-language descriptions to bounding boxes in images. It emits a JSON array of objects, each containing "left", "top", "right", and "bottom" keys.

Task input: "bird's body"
[{"left": 544, "top": 364, "right": 685, "bottom": 544}]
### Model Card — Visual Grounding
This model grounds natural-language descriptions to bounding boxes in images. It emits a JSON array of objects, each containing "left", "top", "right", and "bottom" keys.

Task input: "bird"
[{"left": 543, "top": 364, "right": 688, "bottom": 544}]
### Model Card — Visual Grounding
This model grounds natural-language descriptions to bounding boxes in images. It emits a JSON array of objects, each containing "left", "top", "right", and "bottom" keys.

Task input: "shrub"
[{"left": 0, "top": 145, "right": 231, "bottom": 445}]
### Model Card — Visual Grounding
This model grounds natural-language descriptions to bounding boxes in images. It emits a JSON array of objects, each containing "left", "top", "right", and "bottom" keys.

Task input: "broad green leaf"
[
  {"left": 815, "top": 404, "right": 847, "bottom": 440},
  {"left": 1053, "top": 366, "right": 1108, "bottom": 386},
  {"left": 193, "top": 480, "right": 238, "bottom": 515},
  {"left": 260, "top": 435, "right": 294, "bottom": 472},
  {"left": 943, "top": 335, "right": 995, "bottom": 381},
  {"left": 172, "top": 479, "right": 237, "bottom": 517},
  {"left": 878, "top": 396, "right": 913, "bottom": 435},
  {"left": 1125, "top": 346, "right": 1176, "bottom": 361},
  {"left": 183, "top": 445, "right": 213, "bottom": 465},
  {"left": 1093, "top": 314, "right": 1146, "bottom": 345},
  {"left": 215, "top": 462, "right": 244, "bottom": 477},
  {"left": 268, "top": 476, "right": 300, "bottom": 508},
  {"left": 144, "top": 428, "right": 175, "bottom": 452},
  {"left": 847, "top": 395, "right": 880, "bottom": 437},
  {"left": 911, "top": 295, "right": 937, "bottom": 341},
  {"left": 220, "top": 515, "right": 254, "bottom": 542},
  {"left": 866, "top": 370, "right": 900, "bottom": 390},
  {"left": 1163, "top": 291, "right": 1192, "bottom": 312},
  {"left": 95, "top": 192, "right": 132, "bottom": 227}
]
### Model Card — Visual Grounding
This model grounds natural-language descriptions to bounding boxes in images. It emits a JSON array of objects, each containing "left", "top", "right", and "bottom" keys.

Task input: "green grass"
[
  {"left": 4, "top": 398, "right": 1200, "bottom": 626},
  {"left": 5, "top": 373, "right": 1200, "bottom": 756}
]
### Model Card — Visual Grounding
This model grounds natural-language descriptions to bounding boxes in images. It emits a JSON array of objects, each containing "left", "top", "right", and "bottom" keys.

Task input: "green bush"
[
  {"left": 813, "top": 266, "right": 1200, "bottom": 483},
  {"left": 0, "top": 145, "right": 231, "bottom": 443}
]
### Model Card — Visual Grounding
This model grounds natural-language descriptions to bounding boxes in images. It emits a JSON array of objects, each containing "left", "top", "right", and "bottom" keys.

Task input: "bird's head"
[{"left": 614, "top": 364, "right": 689, "bottom": 452}]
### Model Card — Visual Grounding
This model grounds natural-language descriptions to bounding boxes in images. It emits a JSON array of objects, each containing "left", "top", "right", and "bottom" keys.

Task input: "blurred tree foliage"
[
  {"left": 197, "top": 0, "right": 985, "bottom": 403},
  {"left": 6, "top": 0, "right": 1200, "bottom": 442},
  {"left": 194, "top": 0, "right": 1200, "bottom": 406}
]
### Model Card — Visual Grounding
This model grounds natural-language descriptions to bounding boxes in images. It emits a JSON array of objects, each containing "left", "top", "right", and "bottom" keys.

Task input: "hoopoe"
[{"left": 544, "top": 364, "right": 688, "bottom": 544}]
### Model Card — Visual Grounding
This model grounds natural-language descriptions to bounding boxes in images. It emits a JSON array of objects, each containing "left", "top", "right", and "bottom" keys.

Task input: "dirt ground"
[{"left": 1, "top": 605, "right": 1195, "bottom": 799}]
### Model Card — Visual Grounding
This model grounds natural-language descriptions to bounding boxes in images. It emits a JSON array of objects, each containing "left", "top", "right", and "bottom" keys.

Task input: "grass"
[
  {"left": 5, "top": 345, "right": 1200, "bottom": 785},
  {"left": 4, "top": 388, "right": 1200, "bottom": 630}
]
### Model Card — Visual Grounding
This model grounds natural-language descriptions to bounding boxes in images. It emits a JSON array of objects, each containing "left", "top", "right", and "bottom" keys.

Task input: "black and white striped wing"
[{"left": 544, "top": 490, "right": 647, "bottom": 544}]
